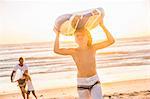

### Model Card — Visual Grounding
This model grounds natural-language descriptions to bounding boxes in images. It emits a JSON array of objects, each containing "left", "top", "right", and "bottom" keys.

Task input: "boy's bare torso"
[
  {"left": 72, "top": 47, "right": 97, "bottom": 78},
  {"left": 54, "top": 21, "right": 115, "bottom": 78}
]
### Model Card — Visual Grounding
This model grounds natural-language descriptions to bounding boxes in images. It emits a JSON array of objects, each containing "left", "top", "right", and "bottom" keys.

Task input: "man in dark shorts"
[{"left": 11, "top": 57, "right": 29, "bottom": 99}]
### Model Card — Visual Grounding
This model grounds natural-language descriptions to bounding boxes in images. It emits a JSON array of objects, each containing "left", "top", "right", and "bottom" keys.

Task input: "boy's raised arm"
[
  {"left": 93, "top": 18, "right": 115, "bottom": 51},
  {"left": 53, "top": 28, "right": 75, "bottom": 55}
]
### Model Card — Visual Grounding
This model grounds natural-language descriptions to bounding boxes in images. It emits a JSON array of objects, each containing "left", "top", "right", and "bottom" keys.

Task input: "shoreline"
[{"left": 0, "top": 65, "right": 150, "bottom": 95}]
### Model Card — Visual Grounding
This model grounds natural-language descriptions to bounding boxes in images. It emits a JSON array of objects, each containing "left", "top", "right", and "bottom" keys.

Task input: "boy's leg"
[
  {"left": 21, "top": 86, "right": 27, "bottom": 94},
  {"left": 78, "top": 89, "right": 91, "bottom": 99},
  {"left": 27, "top": 91, "right": 30, "bottom": 99},
  {"left": 91, "top": 84, "right": 103, "bottom": 99},
  {"left": 19, "top": 87, "right": 26, "bottom": 99},
  {"left": 32, "top": 91, "right": 38, "bottom": 99}
]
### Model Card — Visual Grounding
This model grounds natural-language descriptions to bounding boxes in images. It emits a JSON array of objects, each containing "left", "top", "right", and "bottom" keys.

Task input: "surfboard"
[
  {"left": 54, "top": 7, "right": 104, "bottom": 36},
  {"left": 12, "top": 69, "right": 23, "bottom": 82}
]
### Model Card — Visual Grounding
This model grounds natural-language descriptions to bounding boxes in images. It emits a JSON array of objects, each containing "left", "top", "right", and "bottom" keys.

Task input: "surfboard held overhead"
[{"left": 54, "top": 7, "right": 105, "bottom": 36}]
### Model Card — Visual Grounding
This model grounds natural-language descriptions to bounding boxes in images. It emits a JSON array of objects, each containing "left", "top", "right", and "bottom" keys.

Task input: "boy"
[
  {"left": 54, "top": 17, "right": 115, "bottom": 99},
  {"left": 23, "top": 73, "right": 37, "bottom": 99}
]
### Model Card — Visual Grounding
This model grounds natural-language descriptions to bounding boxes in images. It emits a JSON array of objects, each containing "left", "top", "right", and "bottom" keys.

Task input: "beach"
[
  {"left": 0, "top": 36, "right": 150, "bottom": 99},
  {"left": 0, "top": 71, "right": 150, "bottom": 99}
]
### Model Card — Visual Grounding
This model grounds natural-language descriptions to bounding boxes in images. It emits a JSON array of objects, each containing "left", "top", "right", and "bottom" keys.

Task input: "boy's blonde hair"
[
  {"left": 23, "top": 73, "right": 31, "bottom": 81},
  {"left": 75, "top": 28, "right": 92, "bottom": 47}
]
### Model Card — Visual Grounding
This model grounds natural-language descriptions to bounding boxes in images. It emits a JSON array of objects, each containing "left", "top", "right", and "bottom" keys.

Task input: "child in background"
[{"left": 23, "top": 73, "right": 38, "bottom": 99}]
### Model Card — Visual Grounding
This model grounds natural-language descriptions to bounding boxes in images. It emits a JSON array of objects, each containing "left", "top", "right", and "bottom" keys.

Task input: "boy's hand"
[{"left": 53, "top": 27, "right": 60, "bottom": 36}]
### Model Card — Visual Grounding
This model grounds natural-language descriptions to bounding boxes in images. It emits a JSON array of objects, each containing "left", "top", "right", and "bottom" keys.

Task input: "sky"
[{"left": 0, "top": 0, "right": 150, "bottom": 44}]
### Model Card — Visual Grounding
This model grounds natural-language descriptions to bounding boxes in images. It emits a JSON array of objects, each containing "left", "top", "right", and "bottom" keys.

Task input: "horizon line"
[{"left": 0, "top": 35, "right": 149, "bottom": 46}]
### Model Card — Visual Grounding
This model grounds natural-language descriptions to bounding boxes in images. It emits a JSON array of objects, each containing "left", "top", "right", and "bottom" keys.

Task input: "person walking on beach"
[
  {"left": 53, "top": 16, "right": 115, "bottom": 99},
  {"left": 22, "top": 72, "right": 38, "bottom": 99},
  {"left": 11, "top": 57, "right": 29, "bottom": 99}
]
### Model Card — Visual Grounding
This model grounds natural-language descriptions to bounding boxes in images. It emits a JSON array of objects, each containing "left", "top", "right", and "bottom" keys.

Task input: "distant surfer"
[
  {"left": 53, "top": 11, "right": 115, "bottom": 99},
  {"left": 10, "top": 57, "right": 29, "bottom": 99}
]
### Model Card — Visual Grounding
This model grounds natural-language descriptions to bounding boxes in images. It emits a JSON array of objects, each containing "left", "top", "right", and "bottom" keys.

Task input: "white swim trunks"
[{"left": 77, "top": 74, "right": 103, "bottom": 99}]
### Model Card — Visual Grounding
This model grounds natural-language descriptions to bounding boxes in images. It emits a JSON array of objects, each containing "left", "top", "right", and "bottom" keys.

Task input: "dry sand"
[{"left": 0, "top": 78, "right": 150, "bottom": 99}]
